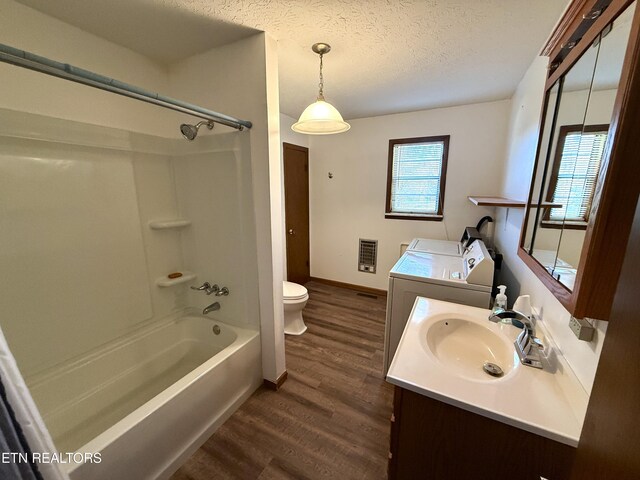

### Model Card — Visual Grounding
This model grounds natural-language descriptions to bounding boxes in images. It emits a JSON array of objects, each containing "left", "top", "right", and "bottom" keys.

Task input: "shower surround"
[{"left": 0, "top": 108, "right": 262, "bottom": 478}]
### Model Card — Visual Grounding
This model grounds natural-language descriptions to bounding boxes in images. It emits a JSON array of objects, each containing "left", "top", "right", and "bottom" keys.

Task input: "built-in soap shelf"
[
  {"left": 148, "top": 219, "right": 191, "bottom": 230},
  {"left": 155, "top": 272, "right": 196, "bottom": 287}
]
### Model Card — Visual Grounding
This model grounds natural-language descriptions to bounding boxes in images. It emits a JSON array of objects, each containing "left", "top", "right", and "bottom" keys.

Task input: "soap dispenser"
[
  {"left": 494, "top": 285, "right": 507, "bottom": 311},
  {"left": 493, "top": 285, "right": 509, "bottom": 324}
]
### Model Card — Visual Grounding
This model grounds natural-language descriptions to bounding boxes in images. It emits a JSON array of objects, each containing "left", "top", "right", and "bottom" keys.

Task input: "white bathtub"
[{"left": 26, "top": 314, "right": 261, "bottom": 480}]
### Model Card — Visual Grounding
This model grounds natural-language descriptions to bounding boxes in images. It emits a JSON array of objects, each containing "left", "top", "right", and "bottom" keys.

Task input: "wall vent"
[{"left": 358, "top": 239, "right": 378, "bottom": 273}]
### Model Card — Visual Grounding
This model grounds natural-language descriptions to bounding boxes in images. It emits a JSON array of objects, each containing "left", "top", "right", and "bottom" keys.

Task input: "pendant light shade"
[
  {"left": 292, "top": 43, "right": 350, "bottom": 135},
  {"left": 292, "top": 99, "right": 350, "bottom": 134}
]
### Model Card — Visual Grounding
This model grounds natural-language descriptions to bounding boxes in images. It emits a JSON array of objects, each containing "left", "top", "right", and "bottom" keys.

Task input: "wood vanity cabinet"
[{"left": 388, "top": 387, "right": 576, "bottom": 480}]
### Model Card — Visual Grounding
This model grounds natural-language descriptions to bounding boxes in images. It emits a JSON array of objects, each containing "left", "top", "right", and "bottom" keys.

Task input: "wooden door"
[
  {"left": 570, "top": 195, "right": 640, "bottom": 479},
  {"left": 283, "top": 142, "right": 310, "bottom": 284}
]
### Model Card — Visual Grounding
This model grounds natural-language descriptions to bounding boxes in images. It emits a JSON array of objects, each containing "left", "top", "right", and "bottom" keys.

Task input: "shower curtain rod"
[{"left": 0, "top": 43, "right": 252, "bottom": 131}]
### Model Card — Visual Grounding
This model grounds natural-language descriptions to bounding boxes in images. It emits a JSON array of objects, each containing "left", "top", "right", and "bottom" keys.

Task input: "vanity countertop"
[{"left": 386, "top": 297, "right": 589, "bottom": 447}]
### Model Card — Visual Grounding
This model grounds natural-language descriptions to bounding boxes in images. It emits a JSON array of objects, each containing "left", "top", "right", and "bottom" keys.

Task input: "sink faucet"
[
  {"left": 203, "top": 302, "right": 220, "bottom": 315},
  {"left": 488, "top": 309, "right": 544, "bottom": 369}
]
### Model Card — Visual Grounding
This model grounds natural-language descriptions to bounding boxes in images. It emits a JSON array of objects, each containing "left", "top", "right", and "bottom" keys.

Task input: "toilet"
[{"left": 283, "top": 281, "right": 308, "bottom": 335}]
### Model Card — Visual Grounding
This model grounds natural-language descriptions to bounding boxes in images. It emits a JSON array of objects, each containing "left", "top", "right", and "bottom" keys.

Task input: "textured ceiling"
[{"left": 15, "top": 0, "right": 569, "bottom": 119}]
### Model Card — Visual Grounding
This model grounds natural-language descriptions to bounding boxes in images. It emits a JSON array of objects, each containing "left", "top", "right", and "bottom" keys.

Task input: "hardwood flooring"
[{"left": 171, "top": 281, "right": 393, "bottom": 480}]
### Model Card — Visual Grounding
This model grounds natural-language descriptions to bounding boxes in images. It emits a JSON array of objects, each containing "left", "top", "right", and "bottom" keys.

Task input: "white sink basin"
[
  {"left": 386, "top": 298, "right": 589, "bottom": 447},
  {"left": 424, "top": 316, "right": 517, "bottom": 381}
]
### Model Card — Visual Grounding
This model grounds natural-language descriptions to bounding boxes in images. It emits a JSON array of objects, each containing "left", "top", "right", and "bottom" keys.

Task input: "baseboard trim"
[
  {"left": 263, "top": 370, "right": 288, "bottom": 391},
  {"left": 309, "top": 276, "right": 387, "bottom": 297}
]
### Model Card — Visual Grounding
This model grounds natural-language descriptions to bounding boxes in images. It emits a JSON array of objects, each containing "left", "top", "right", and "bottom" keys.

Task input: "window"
[
  {"left": 385, "top": 135, "right": 449, "bottom": 221},
  {"left": 544, "top": 124, "right": 608, "bottom": 228}
]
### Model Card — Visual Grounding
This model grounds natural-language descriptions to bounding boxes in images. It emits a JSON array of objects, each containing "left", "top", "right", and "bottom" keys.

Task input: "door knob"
[{"left": 288, "top": 229, "right": 295, "bottom": 235}]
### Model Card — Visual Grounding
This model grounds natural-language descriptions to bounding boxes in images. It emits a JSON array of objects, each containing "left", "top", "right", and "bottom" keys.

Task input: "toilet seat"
[
  {"left": 283, "top": 281, "right": 308, "bottom": 301},
  {"left": 284, "top": 295, "right": 308, "bottom": 304}
]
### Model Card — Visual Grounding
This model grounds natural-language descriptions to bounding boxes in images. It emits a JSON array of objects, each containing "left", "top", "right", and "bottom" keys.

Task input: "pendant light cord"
[{"left": 317, "top": 53, "right": 325, "bottom": 101}]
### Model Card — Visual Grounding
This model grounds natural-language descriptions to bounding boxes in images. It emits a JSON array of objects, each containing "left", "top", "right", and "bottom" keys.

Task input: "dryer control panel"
[{"left": 460, "top": 240, "right": 494, "bottom": 286}]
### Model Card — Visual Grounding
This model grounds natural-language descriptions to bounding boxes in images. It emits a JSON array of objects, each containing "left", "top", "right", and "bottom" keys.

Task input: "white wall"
[
  {"left": 308, "top": 101, "right": 510, "bottom": 290},
  {"left": 0, "top": 0, "right": 177, "bottom": 137},
  {"left": 264, "top": 35, "right": 287, "bottom": 381},
  {"left": 169, "top": 34, "right": 286, "bottom": 382},
  {"left": 494, "top": 57, "right": 607, "bottom": 393}
]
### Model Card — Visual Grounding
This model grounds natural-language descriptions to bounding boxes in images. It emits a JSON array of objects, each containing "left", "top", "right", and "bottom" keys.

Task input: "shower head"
[{"left": 180, "top": 120, "right": 214, "bottom": 140}]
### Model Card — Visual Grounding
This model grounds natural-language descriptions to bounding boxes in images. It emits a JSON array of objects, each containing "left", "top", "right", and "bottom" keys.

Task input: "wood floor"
[{"left": 171, "top": 281, "right": 393, "bottom": 480}]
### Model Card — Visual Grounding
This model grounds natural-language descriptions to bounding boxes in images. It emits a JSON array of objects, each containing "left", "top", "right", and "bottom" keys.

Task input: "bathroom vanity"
[
  {"left": 386, "top": 298, "right": 587, "bottom": 479},
  {"left": 388, "top": 388, "right": 575, "bottom": 479}
]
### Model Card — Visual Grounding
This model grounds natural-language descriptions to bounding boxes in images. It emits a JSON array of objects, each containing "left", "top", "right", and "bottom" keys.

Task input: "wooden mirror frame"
[{"left": 518, "top": 0, "right": 640, "bottom": 320}]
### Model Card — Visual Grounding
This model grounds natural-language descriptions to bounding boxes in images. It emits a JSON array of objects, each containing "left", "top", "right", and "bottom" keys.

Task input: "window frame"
[
  {"left": 542, "top": 124, "right": 609, "bottom": 230},
  {"left": 385, "top": 135, "right": 450, "bottom": 221}
]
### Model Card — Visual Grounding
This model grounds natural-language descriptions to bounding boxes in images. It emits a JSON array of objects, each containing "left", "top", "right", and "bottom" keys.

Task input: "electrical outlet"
[{"left": 569, "top": 317, "right": 595, "bottom": 341}]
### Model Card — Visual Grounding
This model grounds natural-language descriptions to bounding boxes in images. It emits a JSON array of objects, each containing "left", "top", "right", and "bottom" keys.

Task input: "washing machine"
[
  {"left": 406, "top": 237, "right": 466, "bottom": 256},
  {"left": 405, "top": 216, "right": 494, "bottom": 256},
  {"left": 383, "top": 239, "right": 494, "bottom": 374}
]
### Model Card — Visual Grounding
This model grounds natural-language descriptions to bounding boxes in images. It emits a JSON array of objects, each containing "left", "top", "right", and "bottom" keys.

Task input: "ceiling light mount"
[
  {"left": 311, "top": 43, "right": 331, "bottom": 55},
  {"left": 292, "top": 42, "right": 350, "bottom": 135}
]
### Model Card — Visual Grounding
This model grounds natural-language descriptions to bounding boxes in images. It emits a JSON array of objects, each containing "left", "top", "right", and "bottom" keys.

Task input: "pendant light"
[{"left": 292, "top": 43, "right": 350, "bottom": 135}]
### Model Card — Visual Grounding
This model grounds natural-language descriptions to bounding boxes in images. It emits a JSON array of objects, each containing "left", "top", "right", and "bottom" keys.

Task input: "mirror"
[
  {"left": 522, "top": 2, "right": 635, "bottom": 292},
  {"left": 522, "top": 80, "right": 561, "bottom": 265}
]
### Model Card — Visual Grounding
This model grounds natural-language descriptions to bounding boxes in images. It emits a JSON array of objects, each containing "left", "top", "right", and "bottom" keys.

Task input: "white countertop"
[{"left": 386, "top": 297, "right": 589, "bottom": 447}]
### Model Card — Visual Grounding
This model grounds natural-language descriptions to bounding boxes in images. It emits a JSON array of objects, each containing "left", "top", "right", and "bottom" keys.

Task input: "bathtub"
[{"left": 25, "top": 314, "right": 262, "bottom": 480}]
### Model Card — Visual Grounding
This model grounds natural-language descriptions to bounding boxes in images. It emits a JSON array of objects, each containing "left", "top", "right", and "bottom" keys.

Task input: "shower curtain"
[
  {"left": 0, "top": 375, "right": 41, "bottom": 479},
  {"left": 0, "top": 327, "right": 67, "bottom": 480}
]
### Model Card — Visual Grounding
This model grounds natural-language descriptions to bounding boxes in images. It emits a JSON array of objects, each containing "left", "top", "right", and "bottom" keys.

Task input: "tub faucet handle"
[
  {"left": 191, "top": 282, "right": 219, "bottom": 295},
  {"left": 215, "top": 287, "right": 229, "bottom": 296}
]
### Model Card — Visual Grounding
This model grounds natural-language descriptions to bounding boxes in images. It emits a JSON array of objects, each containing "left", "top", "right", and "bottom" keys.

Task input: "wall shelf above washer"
[
  {"left": 468, "top": 196, "right": 525, "bottom": 207},
  {"left": 468, "top": 196, "right": 563, "bottom": 209},
  {"left": 148, "top": 219, "right": 192, "bottom": 230},
  {"left": 155, "top": 272, "right": 196, "bottom": 287}
]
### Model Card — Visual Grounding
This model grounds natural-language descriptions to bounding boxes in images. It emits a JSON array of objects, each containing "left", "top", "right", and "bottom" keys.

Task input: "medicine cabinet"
[{"left": 519, "top": 0, "right": 640, "bottom": 320}]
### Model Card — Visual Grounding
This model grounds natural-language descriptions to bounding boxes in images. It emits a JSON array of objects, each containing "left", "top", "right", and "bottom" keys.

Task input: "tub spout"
[{"left": 203, "top": 302, "right": 220, "bottom": 315}]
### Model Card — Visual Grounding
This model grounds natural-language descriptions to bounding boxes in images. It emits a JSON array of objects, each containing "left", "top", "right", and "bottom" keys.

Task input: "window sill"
[
  {"left": 385, "top": 213, "right": 444, "bottom": 222},
  {"left": 541, "top": 220, "right": 588, "bottom": 230}
]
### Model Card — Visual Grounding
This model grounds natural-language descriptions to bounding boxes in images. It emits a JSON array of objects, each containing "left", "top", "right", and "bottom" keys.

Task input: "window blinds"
[
  {"left": 550, "top": 130, "right": 607, "bottom": 222},
  {"left": 390, "top": 141, "right": 445, "bottom": 214}
]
